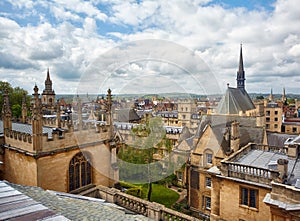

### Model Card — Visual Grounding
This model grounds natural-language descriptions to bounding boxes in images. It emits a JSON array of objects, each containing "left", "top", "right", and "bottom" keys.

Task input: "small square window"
[
  {"left": 274, "top": 124, "right": 278, "bottom": 128},
  {"left": 293, "top": 127, "right": 297, "bottom": 133},
  {"left": 275, "top": 111, "right": 278, "bottom": 115},
  {"left": 274, "top": 117, "right": 278, "bottom": 122}
]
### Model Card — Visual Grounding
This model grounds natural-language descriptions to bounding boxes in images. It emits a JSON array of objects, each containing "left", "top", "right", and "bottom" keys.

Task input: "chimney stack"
[
  {"left": 277, "top": 159, "right": 288, "bottom": 183},
  {"left": 231, "top": 121, "right": 240, "bottom": 152}
]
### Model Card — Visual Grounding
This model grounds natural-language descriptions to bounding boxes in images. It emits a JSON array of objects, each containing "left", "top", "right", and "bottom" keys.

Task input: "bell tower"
[{"left": 42, "top": 68, "right": 56, "bottom": 108}]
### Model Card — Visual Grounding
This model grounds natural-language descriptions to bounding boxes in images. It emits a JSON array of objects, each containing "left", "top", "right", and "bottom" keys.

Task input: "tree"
[
  {"left": 12, "top": 104, "right": 22, "bottom": 119},
  {"left": 0, "top": 81, "right": 30, "bottom": 118},
  {"left": 117, "top": 116, "right": 166, "bottom": 201}
]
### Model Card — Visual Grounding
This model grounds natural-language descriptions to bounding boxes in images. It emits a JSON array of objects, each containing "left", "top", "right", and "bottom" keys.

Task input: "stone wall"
[
  {"left": 87, "top": 185, "right": 202, "bottom": 221},
  {"left": 37, "top": 144, "right": 113, "bottom": 192},
  {"left": 215, "top": 178, "right": 271, "bottom": 221},
  {"left": 3, "top": 149, "right": 38, "bottom": 186}
]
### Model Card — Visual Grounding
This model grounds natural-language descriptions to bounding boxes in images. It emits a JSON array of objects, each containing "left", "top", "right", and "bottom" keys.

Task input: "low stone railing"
[
  {"left": 222, "top": 162, "right": 279, "bottom": 185},
  {"left": 94, "top": 185, "right": 200, "bottom": 221},
  {"left": 253, "top": 144, "right": 288, "bottom": 154}
]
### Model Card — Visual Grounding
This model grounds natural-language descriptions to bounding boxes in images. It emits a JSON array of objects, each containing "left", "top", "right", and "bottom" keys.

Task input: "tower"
[
  {"left": 32, "top": 85, "right": 43, "bottom": 152},
  {"left": 237, "top": 44, "right": 245, "bottom": 90},
  {"left": 42, "top": 68, "right": 55, "bottom": 108}
]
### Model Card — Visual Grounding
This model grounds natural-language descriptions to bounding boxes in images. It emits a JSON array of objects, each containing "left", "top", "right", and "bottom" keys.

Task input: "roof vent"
[
  {"left": 295, "top": 179, "right": 300, "bottom": 189},
  {"left": 268, "top": 161, "right": 277, "bottom": 170}
]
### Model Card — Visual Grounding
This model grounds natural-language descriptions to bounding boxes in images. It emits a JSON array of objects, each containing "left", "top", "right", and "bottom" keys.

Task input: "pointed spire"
[
  {"left": 46, "top": 68, "right": 50, "bottom": 81},
  {"left": 239, "top": 44, "right": 244, "bottom": 73},
  {"left": 269, "top": 88, "right": 274, "bottom": 102},
  {"left": 282, "top": 87, "right": 286, "bottom": 102},
  {"left": 237, "top": 44, "right": 245, "bottom": 90}
]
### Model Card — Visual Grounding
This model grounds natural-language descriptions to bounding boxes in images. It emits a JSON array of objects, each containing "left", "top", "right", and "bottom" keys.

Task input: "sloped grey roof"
[
  {"left": 267, "top": 132, "right": 298, "bottom": 147},
  {"left": 0, "top": 180, "right": 69, "bottom": 220},
  {"left": 114, "top": 109, "right": 141, "bottom": 122},
  {"left": 195, "top": 115, "right": 264, "bottom": 154},
  {"left": 5, "top": 181, "right": 151, "bottom": 221},
  {"left": 216, "top": 87, "right": 255, "bottom": 115}
]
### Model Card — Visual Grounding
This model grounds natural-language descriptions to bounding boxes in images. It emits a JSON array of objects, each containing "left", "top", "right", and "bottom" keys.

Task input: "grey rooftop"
[{"left": 0, "top": 180, "right": 151, "bottom": 221}]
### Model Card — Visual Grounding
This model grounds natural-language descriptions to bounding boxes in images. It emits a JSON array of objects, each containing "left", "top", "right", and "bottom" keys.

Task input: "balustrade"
[{"left": 226, "top": 162, "right": 279, "bottom": 183}]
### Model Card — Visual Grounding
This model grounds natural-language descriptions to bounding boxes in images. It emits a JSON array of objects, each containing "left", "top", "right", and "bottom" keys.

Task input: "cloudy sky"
[{"left": 0, "top": 0, "right": 299, "bottom": 95}]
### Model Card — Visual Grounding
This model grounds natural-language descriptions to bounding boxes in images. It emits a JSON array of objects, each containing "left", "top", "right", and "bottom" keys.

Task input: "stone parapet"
[{"left": 94, "top": 185, "right": 200, "bottom": 221}]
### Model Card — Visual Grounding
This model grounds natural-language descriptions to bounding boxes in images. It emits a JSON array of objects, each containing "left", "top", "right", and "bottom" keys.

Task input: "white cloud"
[{"left": 0, "top": 0, "right": 300, "bottom": 94}]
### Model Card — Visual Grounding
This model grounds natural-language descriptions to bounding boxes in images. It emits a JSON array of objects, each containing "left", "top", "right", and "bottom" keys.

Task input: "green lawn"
[
  {"left": 147, "top": 184, "right": 180, "bottom": 208},
  {"left": 119, "top": 181, "right": 179, "bottom": 208}
]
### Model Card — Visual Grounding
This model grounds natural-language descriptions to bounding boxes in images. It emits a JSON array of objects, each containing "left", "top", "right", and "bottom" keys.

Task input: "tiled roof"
[
  {"left": 216, "top": 87, "right": 255, "bottom": 115},
  {"left": 0, "top": 180, "right": 69, "bottom": 220},
  {"left": 3, "top": 181, "right": 151, "bottom": 221}
]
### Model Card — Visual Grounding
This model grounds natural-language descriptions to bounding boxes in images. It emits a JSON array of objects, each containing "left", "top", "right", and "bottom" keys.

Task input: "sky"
[{"left": 0, "top": 0, "right": 299, "bottom": 95}]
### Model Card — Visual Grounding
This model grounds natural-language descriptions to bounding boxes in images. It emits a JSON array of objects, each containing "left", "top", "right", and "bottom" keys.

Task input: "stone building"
[
  {"left": 0, "top": 81, "right": 119, "bottom": 193},
  {"left": 264, "top": 101, "right": 283, "bottom": 133},
  {"left": 209, "top": 137, "right": 300, "bottom": 221},
  {"left": 187, "top": 45, "right": 268, "bottom": 219}
]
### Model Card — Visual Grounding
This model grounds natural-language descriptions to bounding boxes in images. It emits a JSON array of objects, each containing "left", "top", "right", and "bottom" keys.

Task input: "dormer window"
[
  {"left": 203, "top": 149, "right": 213, "bottom": 166},
  {"left": 206, "top": 153, "right": 212, "bottom": 164}
]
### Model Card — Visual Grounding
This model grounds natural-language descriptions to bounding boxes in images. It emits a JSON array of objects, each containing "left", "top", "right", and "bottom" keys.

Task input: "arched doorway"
[{"left": 68, "top": 152, "right": 92, "bottom": 192}]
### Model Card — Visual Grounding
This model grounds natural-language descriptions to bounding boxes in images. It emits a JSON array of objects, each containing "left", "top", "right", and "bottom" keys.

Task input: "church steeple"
[
  {"left": 42, "top": 68, "right": 55, "bottom": 108},
  {"left": 282, "top": 87, "right": 286, "bottom": 103},
  {"left": 269, "top": 88, "right": 274, "bottom": 102},
  {"left": 44, "top": 68, "right": 53, "bottom": 92},
  {"left": 237, "top": 44, "right": 245, "bottom": 90}
]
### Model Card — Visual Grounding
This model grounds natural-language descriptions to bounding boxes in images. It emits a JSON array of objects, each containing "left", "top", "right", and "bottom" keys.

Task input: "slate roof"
[
  {"left": 0, "top": 180, "right": 69, "bottom": 220},
  {"left": 216, "top": 87, "right": 255, "bottom": 115},
  {"left": 114, "top": 109, "right": 141, "bottom": 122},
  {"left": 0, "top": 120, "right": 53, "bottom": 137},
  {"left": 267, "top": 132, "right": 298, "bottom": 147},
  {"left": 1, "top": 181, "right": 151, "bottom": 221},
  {"left": 236, "top": 149, "right": 300, "bottom": 186},
  {"left": 194, "top": 115, "right": 264, "bottom": 153}
]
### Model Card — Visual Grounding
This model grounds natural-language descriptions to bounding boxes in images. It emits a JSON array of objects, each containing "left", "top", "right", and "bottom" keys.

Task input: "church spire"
[
  {"left": 269, "top": 88, "right": 274, "bottom": 102},
  {"left": 282, "top": 87, "right": 286, "bottom": 102},
  {"left": 237, "top": 44, "right": 245, "bottom": 90},
  {"left": 44, "top": 68, "right": 53, "bottom": 92}
]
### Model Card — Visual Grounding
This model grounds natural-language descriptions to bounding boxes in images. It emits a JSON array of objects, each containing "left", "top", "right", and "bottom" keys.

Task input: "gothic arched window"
[{"left": 69, "top": 152, "right": 92, "bottom": 192}]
